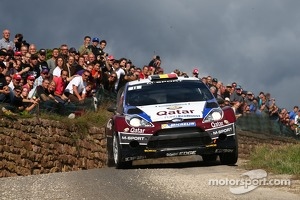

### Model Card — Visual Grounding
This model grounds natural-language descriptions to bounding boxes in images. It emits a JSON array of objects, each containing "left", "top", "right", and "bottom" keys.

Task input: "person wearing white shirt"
[{"left": 65, "top": 70, "right": 90, "bottom": 102}]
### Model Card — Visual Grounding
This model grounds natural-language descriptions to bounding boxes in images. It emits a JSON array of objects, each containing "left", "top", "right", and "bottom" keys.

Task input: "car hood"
[{"left": 136, "top": 102, "right": 207, "bottom": 122}]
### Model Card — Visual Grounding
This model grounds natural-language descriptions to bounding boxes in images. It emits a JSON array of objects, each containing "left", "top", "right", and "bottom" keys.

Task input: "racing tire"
[
  {"left": 106, "top": 137, "right": 115, "bottom": 167},
  {"left": 113, "top": 134, "right": 132, "bottom": 169},
  {"left": 202, "top": 154, "right": 217, "bottom": 162},
  {"left": 219, "top": 150, "right": 238, "bottom": 165}
]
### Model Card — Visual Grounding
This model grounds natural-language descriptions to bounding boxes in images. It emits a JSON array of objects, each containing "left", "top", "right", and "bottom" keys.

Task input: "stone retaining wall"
[
  {"left": 0, "top": 117, "right": 107, "bottom": 178},
  {"left": 0, "top": 117, "right": 299, "bottom": 178}
]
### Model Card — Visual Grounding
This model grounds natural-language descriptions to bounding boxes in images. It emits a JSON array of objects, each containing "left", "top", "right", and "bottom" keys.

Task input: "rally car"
[{"left": 105, "top": 73, "right": 238, "bottom": 168}]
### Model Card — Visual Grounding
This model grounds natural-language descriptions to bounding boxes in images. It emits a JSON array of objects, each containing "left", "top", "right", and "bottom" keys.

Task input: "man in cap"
[
  {"left": 89, "top": 37, "right": 101, "bottom": 58},
  {"left": 230, "top": 85, "right": 244, "bottom": 104},
  {"left": 244, "top": 91, "right": 258, "bottom": 113},
  {"left": 9, "top": 73, "right": 22, "bottom": 88},
  {"left": 37, "top": 49, "right": 49, "bottom": 76}
]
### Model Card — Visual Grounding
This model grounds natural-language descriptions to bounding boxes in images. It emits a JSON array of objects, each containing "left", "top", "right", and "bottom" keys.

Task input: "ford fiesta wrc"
[{"left": 105, "top": 73, "right": 238, "bottom": 168}]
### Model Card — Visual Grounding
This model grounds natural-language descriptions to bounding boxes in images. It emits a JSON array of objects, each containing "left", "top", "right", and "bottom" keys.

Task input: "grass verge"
[{"left": 246, "top": 144, "right": 300, "bottom": 176}]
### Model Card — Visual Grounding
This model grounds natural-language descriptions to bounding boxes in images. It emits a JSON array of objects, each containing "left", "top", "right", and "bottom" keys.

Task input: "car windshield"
[{"left": 126, "top": 80, "right": 214, "bottom": 106}]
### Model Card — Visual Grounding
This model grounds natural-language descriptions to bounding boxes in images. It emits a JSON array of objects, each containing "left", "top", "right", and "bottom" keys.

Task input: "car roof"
[{"left": 127, "top": 74, "right": 200, "bottom": 86}]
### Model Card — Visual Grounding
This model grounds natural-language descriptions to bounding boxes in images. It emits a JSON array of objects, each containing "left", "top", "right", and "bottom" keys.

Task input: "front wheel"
[
  {"left": 106, "top": 137, "right": 115, "bottom": 167},
  {"left": 113, "top": 134, "right": 132, "bottom": 169},
  {"left": 202, "top": 154, "right": 217, "bottom": 162},
  {"left": 219, "top": 150, "right": 238, "bottom": 165}
]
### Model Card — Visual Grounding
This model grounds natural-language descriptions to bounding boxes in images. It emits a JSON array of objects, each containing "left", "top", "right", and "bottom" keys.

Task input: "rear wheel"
[{"left": 113, "top": 134, "right": 132, "bottom": 169}]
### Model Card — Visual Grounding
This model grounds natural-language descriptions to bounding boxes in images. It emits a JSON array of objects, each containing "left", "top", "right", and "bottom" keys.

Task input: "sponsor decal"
[
  {"left": 207, "top": 124, "right": 234, "bottom": 137},
  {"left": 167, "top": 105, "right": 182, "bottom": 110},
  {"left": 144, "top": 149, "right": 157, "bottom": 153},
  {"left": 211, "top": 127, "right": 233, "bottom": 135},
  {"left": 206, "top": 144, "right": 217, "bottom": 147},
  {"left": 215, "top": 149, "right": 234, "bottom": 153},
  {"left": 119, "top": 133, "right": 151, "bottom": 144},
  {"left": 122, "top": 135, "right": 146, "bottom": 141},
  {"left": 128, "top": 85, "right": 142, "bottom": 91},
  {"left": 211, "top": 121, "right": 224, "bottom": 128},
  {"left": 166, "top": 150, "right": 197, "bottom": 157},
  {"left": 172, "top": 118, "right": 183, "bottom": 122},
  {"left": 124, "top": 127, "right": 145, "bottom": 133},
  {"left": 161, "top": 122, "right": 196, "bottom": 129},
  {"left": 157, "top": 110, "right": 195, "bottom": 116},
  {"left": 130, "top": 127, "right": 145, "bottom": 133},
  {"left": 125, "top": 155, "right": 146, "bottom": 161}
]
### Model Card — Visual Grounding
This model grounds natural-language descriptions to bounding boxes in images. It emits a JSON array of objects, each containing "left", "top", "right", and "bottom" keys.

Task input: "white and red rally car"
[{"left": 105, "top": 74, "right": 238, "bottom": 168}]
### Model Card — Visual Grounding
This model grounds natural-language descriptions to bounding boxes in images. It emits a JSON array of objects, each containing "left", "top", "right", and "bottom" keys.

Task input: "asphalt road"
[{"left": 0, "top": 156, "right": 299, "bottom": 200}]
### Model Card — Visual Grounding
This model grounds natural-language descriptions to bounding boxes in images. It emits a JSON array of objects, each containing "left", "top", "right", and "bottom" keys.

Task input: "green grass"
[{"left": 246, "top": 144, "right": 300, "bottom": 176}]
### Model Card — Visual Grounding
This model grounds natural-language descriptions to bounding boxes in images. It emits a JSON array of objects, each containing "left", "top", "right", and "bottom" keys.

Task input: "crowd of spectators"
[
  {"left": 0, "top": 28, "right": 299, "bottom": 135},
  {"left": 188, "top": 68, "right": 300, "bottom": 135}
]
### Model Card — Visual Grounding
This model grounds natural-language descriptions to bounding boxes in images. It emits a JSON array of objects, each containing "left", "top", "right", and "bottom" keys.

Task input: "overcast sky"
[{"left": 1, "top": 0, "right": 300, "bottom": 110}]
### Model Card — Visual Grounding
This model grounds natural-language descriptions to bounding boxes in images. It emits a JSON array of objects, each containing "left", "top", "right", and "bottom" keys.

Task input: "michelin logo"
[{"left": 162, "top": 122, "right": 196, "bottom": 129}]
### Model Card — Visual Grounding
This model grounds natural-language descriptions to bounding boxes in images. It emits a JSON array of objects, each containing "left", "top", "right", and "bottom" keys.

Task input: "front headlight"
[
  {"left": 203, "top": 108, "right": 223, "bottom": 123},
  {"left": 125, "top": 115, "right": 154, "bottom": 127}
]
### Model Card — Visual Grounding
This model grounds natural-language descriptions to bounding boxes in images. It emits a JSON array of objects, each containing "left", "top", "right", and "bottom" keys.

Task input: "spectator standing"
[
  {"left": 0, "top": 29, "right": 15, "bottom": 50},
  {"left": 89, "top": 37, "right": 100, "bottom": 57},
  {"left": 78, "top": 36, "right": 92, "bottom": 55},
  {"left": 37, "top": 49, "right": 49, "bottom": 76},
  {"left": 102, "top": 71, "right": 118, "bottom": 94},
  {"left": 0, "top": 62, "right": 10, "bottom": 102},
  {"left": 211, "top": 78, "right": 218, "bottom": 97},
  {"left": 87, "top": 52, "right": 96, "bottom": 65},
  {"left": 47, "top": 48, "right": 59, "bottom": 74},
  {"left": 28, "top": 44, "right": 37, "bottom": 55},
  {"left": 63, "top": 55, "right": 77, "bottom": 78},
  {"left": 148, "top": 55, "right": 161, "bottom": 70},
  {"left": 289, "top": 106, "right": 299, "bottom": 120},
  {"left": 27, "top": 54, "right": 40, "bottom": 78},
  {"left": 98, "top": 40, "right": 107, "bottom": 56},
  {"left": 294, "top": 110, "right": 300, "bottom": 135},
  {"left": 192, "top": 68, "right": 199, "bottom": 78},
  {"left": 20, "top": 45, "right": 28, "bottom": 61},
  {"left": 230, "top": 85, "right": 244, "bottom": 104},
  {"left": 139, "top": 65, "right": 149, "bottom": 79},
  {"left": 59, "top": 44, "right": 69, "bottom": 62},
  {"left": 52, "top": 56, "right": 66, "bottom": 77},
  {"left": 244, "top": 91, "right": 257, "bottom": 113},
  {"left": 14, "top": 33, "right": 29, "bottom": 51}
]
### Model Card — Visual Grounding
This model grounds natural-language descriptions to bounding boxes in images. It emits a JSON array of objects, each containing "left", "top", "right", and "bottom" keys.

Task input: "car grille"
[{"left": 147, "top": 127, "right": 211, "bottom": 149}]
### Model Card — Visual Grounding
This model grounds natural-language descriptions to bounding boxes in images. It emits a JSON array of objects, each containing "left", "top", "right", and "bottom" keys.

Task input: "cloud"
[{"left": 1, "top": 0, "right": 300, "bottom": 109}]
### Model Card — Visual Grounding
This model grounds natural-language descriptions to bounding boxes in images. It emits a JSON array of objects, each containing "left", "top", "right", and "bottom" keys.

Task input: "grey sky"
[{"left": 1, "top": 0, "right": 300, "bottom": 110}]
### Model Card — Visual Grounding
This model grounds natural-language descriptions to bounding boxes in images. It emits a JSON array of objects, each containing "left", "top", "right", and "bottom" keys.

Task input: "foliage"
[{"left": 246, "top": 144, "right": 300, "bottom": 176}]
